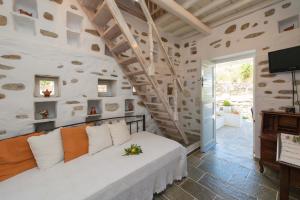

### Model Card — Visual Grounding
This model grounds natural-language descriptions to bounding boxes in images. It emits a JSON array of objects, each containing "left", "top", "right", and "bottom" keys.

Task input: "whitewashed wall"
[
  {"left": 0, "top": 0, "right": 153, "bottom": 139},
  {"left": 180, "top": 0, "right": 300, "bottom": 157}
]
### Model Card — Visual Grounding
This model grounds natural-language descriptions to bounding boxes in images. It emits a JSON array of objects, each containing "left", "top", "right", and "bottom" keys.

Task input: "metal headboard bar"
[{"left": 48, "top": 115, "right": 146, "bottom": 134}]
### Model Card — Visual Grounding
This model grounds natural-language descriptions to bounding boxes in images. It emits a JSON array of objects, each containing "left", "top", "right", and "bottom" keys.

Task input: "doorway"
[
  {"left": 201, "top": 53, "right": 255, "bottom": 164},
  {"left": 215, "top": 57, "right": 254, "bottom": 161}
]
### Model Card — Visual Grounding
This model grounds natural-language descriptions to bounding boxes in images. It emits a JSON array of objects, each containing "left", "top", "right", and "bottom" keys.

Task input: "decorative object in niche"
[
  {"left": 278, "top": 15, "right": 299, "bottom": 33},
  {"left": 89, "top": 106, "right": 97, "bottom": 115},
  {"left": 87, "top": 100, "right": 102, "bottom": 116},
  {"left": 42, "top": 89, "right": 52, "bottom": 97},
  {"left": 0, "top": 15, "right": 7, "bottom": 26},
  {"left": 39, "top": 110, "right": 49, "bottom": 119},
  {"left": 34, "top": 101, "right": 57, "bottom": 120},
  {"left": 40, "top": 29, "right": 58, "bottom": 38},
  {"left": 18, "top": 9, "right": 32, "bottom": 17}
]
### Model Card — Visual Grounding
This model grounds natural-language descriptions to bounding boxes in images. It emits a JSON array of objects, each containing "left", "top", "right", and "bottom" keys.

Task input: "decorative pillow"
[
  {"left": 107, "top": 120, "right": 131, "bottom": 145},
  {"left": 86, "top": 124, "right": 112, "bottom": 155},
  {"left": 0, "top": 132, "right": 43, "bottom": 181},
  {"left": 27, "top": 129, "right": 64, "bottom": 170},
  {"left": 61, "top": 125, "right": 88, "bottom": 162}
]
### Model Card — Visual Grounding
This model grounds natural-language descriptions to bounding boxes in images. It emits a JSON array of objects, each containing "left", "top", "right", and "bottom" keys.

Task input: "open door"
[{"left": 201, "top": 61, "right": 216, "bottom": 152}]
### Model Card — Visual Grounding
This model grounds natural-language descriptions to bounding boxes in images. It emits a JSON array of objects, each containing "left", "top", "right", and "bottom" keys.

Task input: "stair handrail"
[{"left": 138, "top": 0, "right": 184, "bottom": 91}]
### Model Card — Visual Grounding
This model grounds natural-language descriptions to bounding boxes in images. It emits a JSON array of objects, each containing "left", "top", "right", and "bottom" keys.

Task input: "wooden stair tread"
[
  {"left": 132, "top": 81, "right": 151, "bottom": 86},
  {"left": 150, "top": 110, "right": 168, "bottom": 115},
  {"left": 119, "top": 57, "right": 138, "bottom": 66},
  {"left": 158, "top": 124, "right": 178, "bottom": 130},
  {"left": 103, "top": 22, "right": 122, "bottom": 40},
  {"left": 144, "top": 102, "right": 163, "bottom": 106},
  {"left": 155, "top": 117, "right": 174, "bottom": 124},
  {"left": 125, "top": 70, "right": 144, "bottom": 76},
  {"left": 92, "top": 2, "right": 112, "bottom": 27},
  {"left": 111, "top": 40, "right": 130, "bottom": 54}
]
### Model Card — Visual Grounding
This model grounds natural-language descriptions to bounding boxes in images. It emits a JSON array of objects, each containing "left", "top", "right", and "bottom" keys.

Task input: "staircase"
[{"left": 79, "top": 0, "right": 189, "bottom": 144}]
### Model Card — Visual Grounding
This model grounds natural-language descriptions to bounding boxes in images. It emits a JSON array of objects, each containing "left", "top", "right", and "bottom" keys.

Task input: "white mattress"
[{"left": 0, "top": 132, "right": 187, "bottom": 200}]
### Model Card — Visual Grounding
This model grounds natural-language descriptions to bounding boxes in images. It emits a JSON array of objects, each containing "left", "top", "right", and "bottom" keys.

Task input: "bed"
[{"left": 0, "top": 131, "right": 187, "bottom": 200}]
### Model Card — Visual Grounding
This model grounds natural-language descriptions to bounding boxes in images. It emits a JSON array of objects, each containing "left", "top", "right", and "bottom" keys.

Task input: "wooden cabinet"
[{"left": 260, "top": 111, "right": 300, "bottom": 173}]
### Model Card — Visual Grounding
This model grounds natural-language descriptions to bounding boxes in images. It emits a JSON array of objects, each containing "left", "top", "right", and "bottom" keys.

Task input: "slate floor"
[{"left": 153, "top": 121, "right": 300, "bottom": 200}]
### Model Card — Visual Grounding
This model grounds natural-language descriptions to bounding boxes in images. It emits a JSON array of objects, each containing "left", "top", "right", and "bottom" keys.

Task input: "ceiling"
[
  {"left": 155, "top": 0, "right": 284, "bottom": 38},
  {"left": 118, "top": 0, "right": 284, "bottom": 39}
]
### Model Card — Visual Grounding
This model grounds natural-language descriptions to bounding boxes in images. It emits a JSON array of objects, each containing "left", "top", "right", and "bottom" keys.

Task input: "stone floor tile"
[
  {"left": 198, "top": 174, "right": 256, "bottom": 200},
  {"left": 256, "top": 185, "right": 278, "bottom": 200},
  {"left": 181, "top": 178, "right": 216, "bottom": 200},
  {"left": 163, "top": 184, "right": 194, "bottom": 200},
  {"left": 187, "top": 163, "right": 206, "bottom": 181},
  {"left": 153, "top": 193, "right": 168, "bottom": 200}
]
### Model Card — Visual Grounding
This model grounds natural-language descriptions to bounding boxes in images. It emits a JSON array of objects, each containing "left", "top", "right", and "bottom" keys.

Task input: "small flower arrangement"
[{"left": 123, "top": 144, "right": 143, "bottom": 156}]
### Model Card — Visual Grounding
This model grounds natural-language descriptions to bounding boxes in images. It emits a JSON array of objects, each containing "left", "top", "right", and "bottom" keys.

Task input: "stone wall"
[
  {"left": 180, "top": 0, "right": 300, "bottom": 157},
  {"left": 0, "top": 0, "right": 153, "bottom": 139},
  {"left": 122, "top": 12, "right": 199, "bottom": 137}
]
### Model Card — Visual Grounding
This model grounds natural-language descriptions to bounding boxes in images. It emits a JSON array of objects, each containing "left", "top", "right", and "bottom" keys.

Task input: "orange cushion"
[
  {"left": 0, "top": 132, "right": 43, "bottom": 181},
  {"left": 61, "top": 125, "right": 88, "bottom": 162}
]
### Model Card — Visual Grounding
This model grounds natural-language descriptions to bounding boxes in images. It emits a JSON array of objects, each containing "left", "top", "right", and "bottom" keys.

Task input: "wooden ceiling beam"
[
  {"left": 162, "top": 0, "right": 228, "bottom": 32},
  {"left": 209, "top": 0, "right": 284, "bottom": 27},
  {"left": 150, "top": 0, "right": 211, "bottom": 35},
  {"left": 155, "top": 0, "right": 199, "bottom": 26},
  {"left": 202, "top": 0, "right": 255, "bottom": 23}
]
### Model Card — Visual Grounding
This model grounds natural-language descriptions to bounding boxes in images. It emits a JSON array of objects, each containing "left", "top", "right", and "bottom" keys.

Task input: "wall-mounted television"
[{"left": 268, "top": 45, "right": 300, "bottom": 73}]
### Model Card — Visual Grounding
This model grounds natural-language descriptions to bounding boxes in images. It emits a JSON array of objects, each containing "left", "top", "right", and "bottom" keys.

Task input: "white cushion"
[
  {"left": 86, "top": 124, "right": 112, "bottom": 155},
  {"left": 27, "top": 129, "right": 64, "bottom": 170},
  {"left": 107, "top": 120, "right": 131, "bottom": 145}
]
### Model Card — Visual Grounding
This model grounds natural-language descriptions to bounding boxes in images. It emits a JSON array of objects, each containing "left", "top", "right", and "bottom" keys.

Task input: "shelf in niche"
[
  {"left": 66, "top": 11, "right": 83, "bottom": 32},
  {"left": 12, "top": 12, "right": 36, "bottom": 36},
  {"left": 34, "top": 101, "right": 57, "bottom": 120},
  {"left": 34, "top": 120, "right": 55, "bottom": 132},
  {"left": 87, "top": 99, "right": 102, "bottom": 116},
  {"left": 13, "top": 0, "right": 38, "bottom": 18},
  {"left": 278, "top": 15, "right": 299, "bottom": 33},
  {"left": 67, "top": 30, "right": 80, "bottom": 47}
]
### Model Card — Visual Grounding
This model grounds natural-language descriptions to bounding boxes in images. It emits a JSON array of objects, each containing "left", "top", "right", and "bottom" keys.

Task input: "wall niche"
[
  {"left": 34, "top": 75, "right": 60, "bottom": 97},
  {"left": 13, "top": 0, "right": 38, "bottom": 18},
  {"left": 278, "top": 15, "right": 299, "bottom": 33},
  {"left": 125, "top": 99, "right": 135, "bottom": 116},
  {"left": 34, "top": 101, "right": 57, "bottom": 121},
  {"left": 66, "top": 11, "right": 83, "bottom": 32},
  {"left": 12, "top": 13, "right": 36, "bottom": 36}
]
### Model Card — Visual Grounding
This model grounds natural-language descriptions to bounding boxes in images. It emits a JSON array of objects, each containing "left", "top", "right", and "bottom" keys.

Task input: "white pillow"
[
  {"left": 27, "top": 129, "right": 64, "bottom": 170},
  {"left": 107, "top": 120, "right": 131, "bottom": 145},
  {"left": 86, "top": 124, "right": 112, "bottom": 155}
]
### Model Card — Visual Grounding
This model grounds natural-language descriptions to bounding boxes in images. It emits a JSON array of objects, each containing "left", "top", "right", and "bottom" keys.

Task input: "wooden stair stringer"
[{"left": 78, "top": 0, "right": 189, "bottom": 144}]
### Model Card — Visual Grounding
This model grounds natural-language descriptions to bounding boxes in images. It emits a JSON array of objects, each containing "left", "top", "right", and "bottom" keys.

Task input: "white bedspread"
[{"left": 0, "top": 132, "right": 187, "bottom": 200}]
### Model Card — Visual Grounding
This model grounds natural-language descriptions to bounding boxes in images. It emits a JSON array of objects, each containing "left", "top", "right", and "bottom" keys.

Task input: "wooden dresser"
[{"left": 260, "top": 111, "right": 300, "bottom": 173}]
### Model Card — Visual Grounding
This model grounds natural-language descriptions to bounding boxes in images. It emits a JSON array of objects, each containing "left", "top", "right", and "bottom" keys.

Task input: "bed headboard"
[{"left": 41, "top": 115, "right": 146, "bottom": 134}]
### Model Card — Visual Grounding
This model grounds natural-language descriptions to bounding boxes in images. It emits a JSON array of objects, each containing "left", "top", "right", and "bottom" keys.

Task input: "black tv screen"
[{"left": 268, "top": 46, "right": 300, "bottom": 73}]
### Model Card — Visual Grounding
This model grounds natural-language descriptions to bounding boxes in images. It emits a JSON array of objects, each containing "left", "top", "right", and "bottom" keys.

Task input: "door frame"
[
  {"left": 211, "top": 50, "right": 256, "bottom": 156},
  {"left": 200, "top": 60, "right": 217, "bottom": 152}
]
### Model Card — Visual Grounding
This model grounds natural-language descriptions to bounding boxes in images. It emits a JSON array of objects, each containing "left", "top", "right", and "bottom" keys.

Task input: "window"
[
  {"left": 98, "top": 79, "right": 116, "bottom": 97},
  {"left": 35, "top": 75, "right": 59, "bottom": 97},
  {"left": 98, "top": 84, "right": 107, "bottom": 93},
  {"left": 39, "top": 80, "right": 55, "bottom": 96}
]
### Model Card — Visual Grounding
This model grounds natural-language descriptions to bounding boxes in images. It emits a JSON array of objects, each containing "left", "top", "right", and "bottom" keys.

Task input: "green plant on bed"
[{"left": 123, "top": 144, "right": 143, "bottom": 156}]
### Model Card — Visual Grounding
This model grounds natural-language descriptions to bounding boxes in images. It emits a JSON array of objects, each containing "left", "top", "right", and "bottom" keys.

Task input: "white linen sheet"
[{"left": 0, "top": 132, "right": 187, "bottom": 200}]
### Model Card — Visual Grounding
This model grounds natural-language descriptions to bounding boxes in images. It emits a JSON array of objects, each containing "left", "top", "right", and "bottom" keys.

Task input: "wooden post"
[
  {"left": 148, "top": 22, "right": 155, "bottom": 76},
  {"left": 173, "top": 78, "right": 178, "bottom": 121},
  {"left": 143, "top": 115, "right": 146, "bottom": 131}
]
